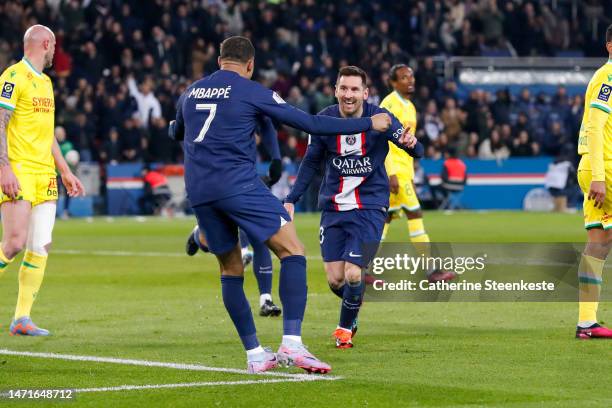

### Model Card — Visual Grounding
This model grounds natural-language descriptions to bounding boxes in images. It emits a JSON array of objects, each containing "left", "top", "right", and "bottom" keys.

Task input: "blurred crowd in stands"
[{"left": 0, "top": 0, "right": 610, "bottom": 166}]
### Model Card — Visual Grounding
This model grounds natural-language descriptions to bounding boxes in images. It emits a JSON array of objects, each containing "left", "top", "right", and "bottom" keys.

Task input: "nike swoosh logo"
[{"left": 348, "top": 252, "right": 362, "bottom": 257}]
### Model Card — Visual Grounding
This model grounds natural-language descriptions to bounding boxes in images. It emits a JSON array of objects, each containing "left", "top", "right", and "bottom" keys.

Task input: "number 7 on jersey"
[{"left": 194, "top": 103, "right": 217, "bottom": 142}]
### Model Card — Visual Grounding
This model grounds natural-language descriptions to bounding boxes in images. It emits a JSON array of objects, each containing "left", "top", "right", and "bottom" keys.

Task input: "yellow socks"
[
  {"left": 577, "top": 253, "right": 604, "bottom": 326},
  {"left": 381, "top": 223, "right": 390, "bottom": 241},
  {"left": 15, "top": 250, "right": 47, "bottom": 320},
  {"left": 0, "top": 247, "right": 13, "bottom": 278},
  {"left": 408, "top": 218, "right": 430, "bottom": 243}
]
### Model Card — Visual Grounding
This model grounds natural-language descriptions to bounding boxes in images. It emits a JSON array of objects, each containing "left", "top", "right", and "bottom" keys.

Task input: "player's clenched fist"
[{"left": 370, "top": 113, "right": 392, "bottom": 132}]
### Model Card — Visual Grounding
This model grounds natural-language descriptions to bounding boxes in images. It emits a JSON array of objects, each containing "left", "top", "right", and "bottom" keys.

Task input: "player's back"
[
  {"left": 380, "top": 91, "right": 417, "bottom": 180},
  {"left": 578, "top": 62, "right": 612, "bottom": 162},
  {"left": 180, "top": 70, "right": 264, "bottom": 206}
]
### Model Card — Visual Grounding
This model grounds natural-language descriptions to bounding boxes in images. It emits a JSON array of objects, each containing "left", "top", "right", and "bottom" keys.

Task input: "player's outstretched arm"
[
  {"left": 253, "top": 88, "right": 391, "bottom": 135},
  {"left": 283, "top": 135, "right": 325, "bottom": 219},
  {"left": 0, "top": 107, "right": 20, "bottom": 199},
  {"left": 384, "top": 110, "right": 424, "bottom": 158},
  {"left": 52, "top": 138, "right": 85, "bottom": 197}
]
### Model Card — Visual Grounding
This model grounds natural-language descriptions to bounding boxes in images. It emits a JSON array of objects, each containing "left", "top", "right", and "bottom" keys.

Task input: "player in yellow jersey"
[
  {"left": 380, "top": 64, "right": 454, "bottom": 282},
  {"left": 575, "top": 24, "right": 612, "bottom": 339},
  {"left": 0, "top": 25, "right": 84, "bottom": 336}
]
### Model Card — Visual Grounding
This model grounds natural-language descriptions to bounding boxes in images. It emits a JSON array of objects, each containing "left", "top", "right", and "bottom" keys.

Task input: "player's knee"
[
  {"left": 327, "top": 276, "right": 345, "bottom": 289},
  {"left": 4, "top": 233, "right": 28, "bottom": 257},
  {"left": 585, "top": 239, "right": 612, "bottom": 259},
  {"left": 344, "top": 267, "right": 362, "bottom": 283}
]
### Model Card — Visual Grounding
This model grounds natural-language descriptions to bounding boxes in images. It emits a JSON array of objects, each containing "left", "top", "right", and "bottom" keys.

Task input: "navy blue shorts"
[
  {"left": 319, "top": 209, "right": 386, "bottom": 268},
  {"left": 192, "top": 184, "right": 291, "bottom": 255}
]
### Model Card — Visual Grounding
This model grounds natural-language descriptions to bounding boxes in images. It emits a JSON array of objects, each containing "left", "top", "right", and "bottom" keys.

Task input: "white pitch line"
[
  {"left": 0, "top": 349, "right": 341, "bottom": 381},
  {"left": 75, "top": 378, "right": 310, "bottom": 393}
]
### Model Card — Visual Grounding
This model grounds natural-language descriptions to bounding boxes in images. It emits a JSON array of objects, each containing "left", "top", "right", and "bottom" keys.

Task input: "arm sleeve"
[
  {"left": 586, "top": 77, "right": 612, "bottom": 181},
  {"left": 385, "top": 110, "right": 424, "bottom": 158},
  {"left": 258, "top": 116, "right": 281, "bottom": 160},
  {"left": 0, "top": 69, "right": 21, "bottom": 111},
  {"left": 127, "top": 77, "right": 142, "bottom": 99},
  {"left": 252, "top": 87, "right": 372, "bottom": 136},
  {"left": 285, "top": 135, "right": 325, "bottom": 203},
  {"left": 585, "top": 107, "right": 608, "bottom": 181},
  {"left": 151, "top": 97, "right": 162, "bottom": 120}
]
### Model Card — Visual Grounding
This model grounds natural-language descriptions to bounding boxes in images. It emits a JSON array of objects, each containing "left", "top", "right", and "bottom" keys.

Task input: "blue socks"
[
  {"left": 279, "top": 255, "right": 307, "bottom": 336},
  {"left": 251, "top": 238, "right": 273, "bottom": 295},
  {"left": 329, "top": 283, "right": 345, "bottom": 299},
  {"left": 239, "top": 229, "right": 250, "bottom": 249},
  {"left": 221, "top": 275, "right": 259, "bottom": 350},
  {"left": 240, "top": 229, "right": 273, "bottom": 296},
  {"left": 339, "top": 280, "right": 364, "bottom": 330}
]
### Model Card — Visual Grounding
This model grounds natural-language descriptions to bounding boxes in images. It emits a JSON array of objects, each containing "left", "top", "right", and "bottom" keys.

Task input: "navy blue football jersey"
[
  {"left": 175, "top": 70, "right": 373, "bottom": 205},
  {"left": 285, "top": 102, "right": 424, "bottom": 211}
]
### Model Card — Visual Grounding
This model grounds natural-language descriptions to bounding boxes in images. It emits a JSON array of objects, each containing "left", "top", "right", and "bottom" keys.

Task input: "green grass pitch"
[{"left": 0, "top": 211, "right": 610, "bottom": 407}]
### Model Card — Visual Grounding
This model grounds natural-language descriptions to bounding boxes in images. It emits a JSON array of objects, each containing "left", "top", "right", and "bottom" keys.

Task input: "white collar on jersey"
[{"left": 22, "top": 58, "right": 43, "bottom": 78}]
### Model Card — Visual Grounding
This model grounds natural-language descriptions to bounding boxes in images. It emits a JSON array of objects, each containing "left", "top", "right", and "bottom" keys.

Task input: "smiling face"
[{"left": 335, "top": 74, "right": 368, "bottom": 118}]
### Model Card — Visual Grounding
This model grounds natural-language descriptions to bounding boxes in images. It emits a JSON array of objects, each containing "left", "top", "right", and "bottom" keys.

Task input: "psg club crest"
[{"left": 346, "top": 135, "right": 356, "bottom": 145}]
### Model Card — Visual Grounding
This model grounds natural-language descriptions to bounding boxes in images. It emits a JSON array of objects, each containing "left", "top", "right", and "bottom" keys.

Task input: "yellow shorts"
[
  {"left": 389, "top": 176, "right": 421, "bottom": 213},
  {"left": 0, "top": 171, "right": 58, "bottom": 207},
  {"left": 577, "top": 167, "right": 612, "bottom": 230}
]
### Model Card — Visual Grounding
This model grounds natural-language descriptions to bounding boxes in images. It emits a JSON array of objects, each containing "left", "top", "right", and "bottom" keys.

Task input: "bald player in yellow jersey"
[
  {"left": 0, "top": 25, "right": 84, "bottom": 336},
  {"left": 574, "top": 24, "right": 612, "bottom": 339},
  {"left": 380, "top": 64, "right": 455, "bottom": 283}
]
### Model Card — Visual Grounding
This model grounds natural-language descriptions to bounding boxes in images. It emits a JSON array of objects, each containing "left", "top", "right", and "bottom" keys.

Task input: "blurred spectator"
[
  {"left": 511, "top": 130, "right": 539, "bottom": 157},
  {"left": 440, "top": 148, "right": 467, "bottom": 210},
  {"left": 422, "top": 100, "right": 444, "bottom": 144},
  {"left": 0, "top": 0, "right": 602, "bottom": 170},
  {"left": 120, "top": 118, "right": 143, "bottom": 162},
  {"left": 545, "top": 152, "right": 577, "bottom": 212},
  {"left": 127, "top": 75, "right": 162, "bottom": 129},
  {"left": 66, "top": 111, "right": 95, "bottom": 162},
  {"left": 542, "top": 122, "right": 570, "bottom": 156},
  {"left": 478, "top": 129, "right": 510, "bottom": 160},
  {"left": 100, "top": 127, "right": 123, "bottom": 165},
  {"left": 440, "top": 98, "right": 464, "bottom": 141},
  {"left": 140, "top": 165, "right": 173, "bottom": 216}
]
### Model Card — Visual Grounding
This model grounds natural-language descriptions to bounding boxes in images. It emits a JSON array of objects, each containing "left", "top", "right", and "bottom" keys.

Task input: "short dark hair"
[
  {"left": 220, "top": 36, "right": 255, "bottom": 63},
  {"left": 389, "top": 64, "right": 409, "bottom": 81},
  {"left": 607, "top": 24, "right": 612, "bottom": 43},
  {"left": 337, "top": 66, "right": 368, "bottom": 87}
]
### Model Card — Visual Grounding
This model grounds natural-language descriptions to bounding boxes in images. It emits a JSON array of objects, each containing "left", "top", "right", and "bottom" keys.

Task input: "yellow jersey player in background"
[
  {"left": 380, "top": 64, "right": 454, "bottom": 282},
  {"left": 575, "top": 23, "right": 612, "bottom": 339},
  {"left": 0, "top": 25, "right": 84, "bottom": 336}
]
